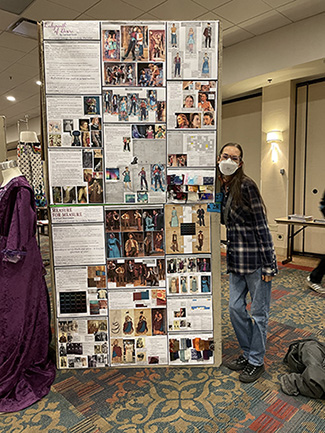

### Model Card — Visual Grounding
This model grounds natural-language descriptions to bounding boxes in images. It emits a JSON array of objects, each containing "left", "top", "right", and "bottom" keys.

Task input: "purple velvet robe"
[{"left": 0, "top": 176, "right": 56, "bottom": 412}]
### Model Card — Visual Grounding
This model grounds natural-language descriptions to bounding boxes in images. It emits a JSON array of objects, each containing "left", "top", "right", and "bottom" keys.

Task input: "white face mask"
[{"left": 219, "top": 158, "right": 240, "bottom": 176}]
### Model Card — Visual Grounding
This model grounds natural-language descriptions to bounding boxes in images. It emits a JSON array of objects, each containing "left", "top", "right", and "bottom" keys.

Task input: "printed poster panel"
[
  {"left": 165, "top": 204, "right": 210, "bottom": 254},
  {"left": 42, "top": 19, "right": 220, "bottom": 369},
  {"left": 44, "top": 42, "right": 101, "bottom": 94},
  {"left": 43, "top": 21, "right": 100, "bottom": 40},
  {"left": 111, "top": 335, "right": 167, "bottom": 366},
  {"left": 166, "top": 254, "right": 211, "bottom": 296},
  {"left": 51, "top": 206, "right": 104, "bottom": 224},
  {"left": 109, "top": 289, "right": 167, "bottom": 365},
  {"left": 48, "top": 149, "right": 104, "bottom": 205},
  {"left": 104, "top": 125, "right": 166, "bottom": 204},
  {"left": 55, "top": 266, "right": 107, "bottom": 317},
  {"left": 46, "top": 95, "right": 103, "bottom": 149},
  {"left": 52, "top": 224, "right": 106, "bottom": 266},
  {"left": 107, "top": 257, "right": 165, "bottom": 289},
  {"left": 167, "top": 80, "right": 217, "bottom": 130},
  {"left": 167, "top": 131, "right": 216, "bottom": 167},
  {"left": 104, "top": 206, "right": 165, "bottom": 260},
  {"left": 167, "top": 297, "right": 213, "bottom": 332},
  {"left": 169, "top": 333, "right": 214, "bottom": 365},
  {"left": 167, "top": 21, "right": 218, "bottom": 80},
  {"left": 102, "top": 23, "right": 166, "bottom": 87},
  {"left": 103, "top": 87, "right": 165, "bottom": 123},
  {"left": 167, "top": 168, "right": 215, "bottom": 203},
  {"left": 57, "top": 318, "right": 109, "bottom": 368}
]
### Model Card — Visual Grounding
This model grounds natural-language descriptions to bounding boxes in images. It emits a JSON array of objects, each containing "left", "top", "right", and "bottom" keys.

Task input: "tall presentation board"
[{"left": 40, "top": 20, "right": 222, "bottom": 369}]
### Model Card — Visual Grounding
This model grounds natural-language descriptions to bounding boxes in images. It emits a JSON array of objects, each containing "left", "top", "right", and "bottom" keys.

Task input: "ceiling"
[{"left": 1, "top": 0, "right": 325, "bottom": 128}]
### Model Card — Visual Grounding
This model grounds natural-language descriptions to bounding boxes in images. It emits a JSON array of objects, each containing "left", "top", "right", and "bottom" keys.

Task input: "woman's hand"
[{"left": 262, "top": 275, "right": 273, "bottom": 282}]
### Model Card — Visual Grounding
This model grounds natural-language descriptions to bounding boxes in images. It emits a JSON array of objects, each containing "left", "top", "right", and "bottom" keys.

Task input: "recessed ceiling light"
[
  {"left": 8, "top": 18, "right": 38, "bottom": 40},
  {"left": 36, "top": 80, "right": 42, "bottom": 86},
  {"left": 6, "top": 96, "right": 16, "bottom": 102}
]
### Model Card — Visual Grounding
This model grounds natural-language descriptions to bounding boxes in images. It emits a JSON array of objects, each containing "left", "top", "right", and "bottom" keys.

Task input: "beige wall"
[
  {"left": 221, "top": 83, "right": 296, "bottom": 256},
  {"left": 294, "top": 81, "right": 325, "bottom": 255},
  {"left": 222, "top": 96, "right": 262, "bottom": 185},
  {"left": 261, "top": 82, "right": 295, "bottom": 256},
  {"left": 221, "top": 95, "right": 262, "bottom": 241}
]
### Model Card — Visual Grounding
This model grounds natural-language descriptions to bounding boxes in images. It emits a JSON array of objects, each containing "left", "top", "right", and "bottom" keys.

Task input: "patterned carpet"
[{"left": 1, "top": 236, "right": 324, "bottom": 432}]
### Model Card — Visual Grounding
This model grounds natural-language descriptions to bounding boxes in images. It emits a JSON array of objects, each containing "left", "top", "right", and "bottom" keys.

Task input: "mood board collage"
[{"left": 42, "top": 19, "right": 219, "bottom": 369}]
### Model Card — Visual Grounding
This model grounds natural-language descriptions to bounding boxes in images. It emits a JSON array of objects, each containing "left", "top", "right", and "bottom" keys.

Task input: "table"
[
  {"left": 275, "top": 217, "right": 325, "bottom": 264},
  {"left": 37, "top": 219, "right": 49, "bottom": 245}
]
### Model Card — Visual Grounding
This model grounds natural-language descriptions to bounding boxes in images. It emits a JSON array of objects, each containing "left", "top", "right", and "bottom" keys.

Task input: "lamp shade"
[{"left": 266, "top": 131, "right": 283, "bottom": 143}]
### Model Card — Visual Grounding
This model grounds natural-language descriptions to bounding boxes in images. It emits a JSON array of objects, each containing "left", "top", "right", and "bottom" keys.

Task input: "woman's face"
[
  {"left": 177, "top": 114, "right": 188, "bottom": 127},
  {"left": 192, "top": 114, "right": 201, "bottom": 128},
  {"left": 200, "top": 93, "right": 207, "bottom": 102},
  {"left": 218, "top": 145, "right": 242, "bottom": 164},
  {"left": 203, "top": 114, "right": 212, "bottom": 125},
  {"left": 184, "top": 96, "right": 194, "bottom": 108}
]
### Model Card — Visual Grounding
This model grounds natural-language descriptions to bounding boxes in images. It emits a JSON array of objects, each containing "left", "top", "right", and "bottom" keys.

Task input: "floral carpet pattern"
[{"left": 0, "top": 238, "right": 324, "bottom": 432}]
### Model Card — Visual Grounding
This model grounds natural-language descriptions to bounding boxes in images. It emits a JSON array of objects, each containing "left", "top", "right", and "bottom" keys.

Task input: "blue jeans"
[{"left": 229, "top": 268, "right": 271, "bottom": 366}]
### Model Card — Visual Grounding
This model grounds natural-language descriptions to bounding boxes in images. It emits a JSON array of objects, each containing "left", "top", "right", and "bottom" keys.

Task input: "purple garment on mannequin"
[{"left": 0, "top": 176, "right": 56, "bottom": 412}]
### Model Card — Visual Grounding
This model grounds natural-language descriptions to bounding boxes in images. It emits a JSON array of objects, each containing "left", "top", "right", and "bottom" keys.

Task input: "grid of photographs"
[
  {"left": 103, "top": 88, "right": 165, "bottom": 123},
  {"left": 58, "top": 318, "right": 109, "bottom": 369},
  {"left": 167, "top": 168, "right": 215, "bottom": 203},
  {"left": 102, "top": 24, "right": 166, "bottom": 87},
  {"left": 47, "top": 97, "right": 103, "bottom": 148},
  {"left": 105, "top": 207, "right": 164, "bottom": 259},
  {"left": 43, "top": 19, "right": 219, "bottom": 369},
  {"left": 165, "top": 204, "right": 210, "bottom": 254},
  {"left": 104, "top": 122, "right": 166, "bottom": 204},
  {"left": 167, "top": 81, "right": 216, "bottom": 130},
  {"left": 167, "top": 22, "right": 218, "bottom": 80},
  {"left": 107, "top": 257, "right": 165, "bottom": 289},
  {"left": 169, "top": 333, "right": 214, "bottom": 365},
  {"left": 166, "top": 255, "right": 211, "bottom": 295},
  {"left": 109, "top": 288, "right": 167, "bottom": 365},
  {"left": 51, "top": 148, "right": 104, "bottom": 204},
  {"left": 167, "top": 131, "right": 216, "bottom": 168},
  {"left": 56, "top": 266, "right": 107, "bottom": 317}
]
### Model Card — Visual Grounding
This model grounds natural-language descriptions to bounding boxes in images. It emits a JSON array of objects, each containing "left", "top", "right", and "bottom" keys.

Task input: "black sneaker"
[
  {"left": 239, "top": 363, "right": 265, "bottom": 383},
  {"left": 223, "top": 354, "right": 248, "bottom": 371}
]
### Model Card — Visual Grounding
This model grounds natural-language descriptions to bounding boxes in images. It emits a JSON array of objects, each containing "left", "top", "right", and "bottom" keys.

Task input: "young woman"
[
  {"left": 189, "top": 113, "right": 201, "bottom": 129},
  {"left": 183, "top": 95, "right": 194, "bottom": 108},
  {"left": 219, "top": 142, "right": 277, "bottom": 383}
]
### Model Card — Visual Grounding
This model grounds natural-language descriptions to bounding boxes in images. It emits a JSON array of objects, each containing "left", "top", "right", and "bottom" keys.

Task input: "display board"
[{"left": 41, "top": 20, "right": 221, "bottom": 369}]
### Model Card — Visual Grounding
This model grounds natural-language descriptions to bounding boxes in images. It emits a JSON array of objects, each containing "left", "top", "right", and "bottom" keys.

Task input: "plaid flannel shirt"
[{"left": 221, "top": 179, "right": 278, "bottom": 276}]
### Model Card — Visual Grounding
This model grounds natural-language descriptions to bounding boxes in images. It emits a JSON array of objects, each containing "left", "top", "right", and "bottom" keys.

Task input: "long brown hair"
[{"left": 219, "top": 143, "right": 266, "bottom": 214}]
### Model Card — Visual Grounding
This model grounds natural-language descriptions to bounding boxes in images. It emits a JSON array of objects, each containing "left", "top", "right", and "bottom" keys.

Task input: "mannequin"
[
  {"left": 0, "top": 160, "right": 23, "bottom": 187},
  {"left": 20, "top": 130, "right": 39, "bottom": 143},
  {"left": 0, "top": 163, "right": 56, "bottom": 412}
]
